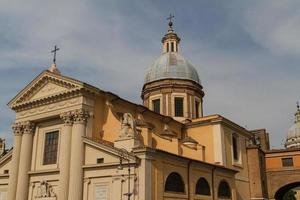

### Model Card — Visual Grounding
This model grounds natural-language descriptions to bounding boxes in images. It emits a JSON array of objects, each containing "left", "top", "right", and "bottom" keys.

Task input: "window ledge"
[
  {"left": 232, "top": 161, "right": 243, "bottom": 168},
  {"left": 28, "top": 168, "right": 59, "bottom": 175},
  {"left": 163, "top": 192, "right": 188, "bottom": 199}
]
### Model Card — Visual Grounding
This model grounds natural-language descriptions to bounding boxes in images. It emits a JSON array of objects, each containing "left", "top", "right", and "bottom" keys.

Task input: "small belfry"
[{"left": 142, "top": 15, "right": 204, "bottom": 121}]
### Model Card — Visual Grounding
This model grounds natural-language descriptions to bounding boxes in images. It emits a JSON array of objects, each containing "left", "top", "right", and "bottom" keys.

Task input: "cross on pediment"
[{"left": 51, "top": 45, "right": 60, "bottom": 64}]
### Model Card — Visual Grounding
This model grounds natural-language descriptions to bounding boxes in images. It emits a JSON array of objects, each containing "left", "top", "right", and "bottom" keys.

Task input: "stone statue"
[
  {"left": 120, "top": 113, "right": 136, "bottom": 138},
  {"left": 35, "top": 180, "right": 56, "bottom": 198}
]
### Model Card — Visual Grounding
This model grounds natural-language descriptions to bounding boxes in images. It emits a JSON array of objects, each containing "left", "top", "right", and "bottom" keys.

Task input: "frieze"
[{"left": 18, "top": 98, "right": 81, "bottom": 117}]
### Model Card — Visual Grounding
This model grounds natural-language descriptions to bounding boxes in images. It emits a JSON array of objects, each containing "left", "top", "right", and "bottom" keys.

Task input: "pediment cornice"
[
  {"left": 83, "top": 137, "right": 138, "bottom": 162},
  {"left": 8, "top": 70, "right": 100, "bottom": 111}
]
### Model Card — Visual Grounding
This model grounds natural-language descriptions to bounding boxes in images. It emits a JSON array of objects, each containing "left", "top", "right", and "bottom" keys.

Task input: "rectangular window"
[
  {"left": 282, "top": 158, "right": 293, "bottom": 167},
  {"left": 152, "top": 99, "right": 161, "bottom": 114},
  {"left": 97, "top": 158, "right": 104, "bottom": 164},
  {"left": 174, "top": 97, "right": 184, "bottom": 117},
  {"left": 232, "top": 135, "right": 239, "bottom": 161},
  {"left": 195, "top": 101, "right": 200, "bottom": 118},
  {"left": 171, "top": 42, "right": 174, "bottom": 52},
  {"left": 43, "top": 131, "right": 59, "bottom": 165}
]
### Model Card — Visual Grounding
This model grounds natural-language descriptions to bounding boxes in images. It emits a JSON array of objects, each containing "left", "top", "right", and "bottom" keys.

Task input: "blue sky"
[{"left": 1, "top": 0, "right": 300, "bottom": 148}]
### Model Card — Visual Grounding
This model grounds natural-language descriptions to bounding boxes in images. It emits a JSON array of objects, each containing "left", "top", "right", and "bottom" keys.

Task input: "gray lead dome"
[{"left": 144, "top": 52, "right": 200, "bottom": 84}]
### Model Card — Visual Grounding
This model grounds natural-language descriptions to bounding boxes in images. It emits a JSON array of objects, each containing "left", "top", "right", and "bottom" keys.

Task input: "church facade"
[{"left": 0, "top": 20, "right": 299, "bottom": 200}]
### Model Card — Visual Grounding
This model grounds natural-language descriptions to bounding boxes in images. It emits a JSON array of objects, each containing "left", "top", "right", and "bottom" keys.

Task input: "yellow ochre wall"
[{"left": 266, "top": 151, "right": 300, "bottom": 170}]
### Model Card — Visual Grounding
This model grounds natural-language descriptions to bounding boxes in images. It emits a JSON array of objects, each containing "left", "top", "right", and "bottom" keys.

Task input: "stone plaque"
[
  {"left": 94, "top": 185, "right": 108, "bottom": 200},
  {"left": 0, "top": 192, "right": 7, "bottom": 200}
]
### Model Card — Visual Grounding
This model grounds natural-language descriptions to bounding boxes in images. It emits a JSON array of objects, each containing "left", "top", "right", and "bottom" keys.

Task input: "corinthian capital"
[
  {"left": 23, "top": 121, "right": 35, "bottom": 134},
  {"left": 72, "top": 108, "right": 90, "bottom": 124},
  {"left": 60, "top": 111, "right": 74, "bottom": 126},
  {"left": 12, "top": 122, "right": 23, "bottom": 136}
]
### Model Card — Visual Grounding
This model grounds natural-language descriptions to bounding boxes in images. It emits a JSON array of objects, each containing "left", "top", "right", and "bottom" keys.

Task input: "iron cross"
[
  {"left": 51, "top": 45, "right": 60, "bottom": 64},
  {"left": 167, "top": 14, "right": 174, "bottom": 23}
]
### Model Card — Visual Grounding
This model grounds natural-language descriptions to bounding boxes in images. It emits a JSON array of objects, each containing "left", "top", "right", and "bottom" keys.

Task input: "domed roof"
[
  {"left": 287, "top": 123, "right": 300, "bottom": 140},
  {"left": 144, "top": 52, "right": 200, "bottom": 84},
  {"left": 285, "top": 104, "right": 300, "bottom": 148}
]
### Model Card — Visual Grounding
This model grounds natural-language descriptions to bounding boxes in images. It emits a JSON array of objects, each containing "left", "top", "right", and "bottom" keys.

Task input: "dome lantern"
[{"left": 162, "top": 14, "right": 181, "bottom": 53}]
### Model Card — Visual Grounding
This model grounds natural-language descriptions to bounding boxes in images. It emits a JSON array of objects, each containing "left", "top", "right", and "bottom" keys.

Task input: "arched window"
[
  {"left": 164, "top": 172, "right": 185, "bottom": 193},
  {"left": 195, "top": 177, "right": 211, "bottom": 195},
  {"left": 218, "top": 180, "right": 231, "bottom": 198}
]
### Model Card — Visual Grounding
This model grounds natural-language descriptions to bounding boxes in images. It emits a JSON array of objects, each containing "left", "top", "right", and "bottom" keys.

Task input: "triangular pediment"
[
  {"left": 83, "top": 137, "right": 137, "bottom": 165},
  {"left": 29, "top": 82, "right": 71, "bottom": 101},
  {"left": 8, "top": 70, "right": 98, "bottom": 110}
]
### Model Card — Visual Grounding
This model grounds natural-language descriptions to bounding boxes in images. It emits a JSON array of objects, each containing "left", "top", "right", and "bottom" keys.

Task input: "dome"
[
  {"left": 285, "top": 105, "right": 300, "bottom": 148},
  {"left": 287, "top": 123, "right": 300, "bottom": 140},
  {"left": 144, "top": 52, "right": 200, "bottom": 84}
]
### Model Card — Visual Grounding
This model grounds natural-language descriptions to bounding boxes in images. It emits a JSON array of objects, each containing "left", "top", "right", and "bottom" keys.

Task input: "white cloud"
[{"left": 242, "top": 0, "right": 300, "bottom": 56}]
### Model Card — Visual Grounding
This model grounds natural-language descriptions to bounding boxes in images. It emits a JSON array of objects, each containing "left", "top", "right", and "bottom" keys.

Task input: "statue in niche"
[
  {"left": 119, "top": 113, "right": 136, "bottom": 139},
  {"left": 35, "top": 180, "right": 56, "bottom": 198}
]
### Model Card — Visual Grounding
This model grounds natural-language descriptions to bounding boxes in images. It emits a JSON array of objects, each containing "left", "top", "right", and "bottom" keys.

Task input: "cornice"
[
  {"left": 11, "top": 89, "right": 82, "bottom": 111},
  {"left": 0, "top": 149, "right": 12, "bottom": 165},
  {"left": 185, "top": 115, "right": 252, "bottom": 138}
]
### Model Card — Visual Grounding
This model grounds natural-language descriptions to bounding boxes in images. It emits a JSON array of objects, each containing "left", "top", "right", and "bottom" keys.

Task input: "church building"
[{"left": 0, "top": 18, "right": 299, "bottom": 200}]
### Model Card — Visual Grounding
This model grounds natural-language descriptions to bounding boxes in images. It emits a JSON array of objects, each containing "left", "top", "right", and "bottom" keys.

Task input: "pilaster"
[
  {"left": 7, "top": 122, "right": 23, "bottom": 200},
  {"left": 16, "top": 121, "right": 35, "bottom": 200},
  {"left": 68, "top": 108, "right": 90, "bottom": 200},
  {"left": 58, "top": 111, "right": 73, "bottom": 200}
]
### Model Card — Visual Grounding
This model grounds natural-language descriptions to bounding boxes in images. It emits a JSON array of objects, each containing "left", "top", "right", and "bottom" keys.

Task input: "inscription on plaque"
[{"left": 94, "top": 185, "right": 108, "bottom": 200}]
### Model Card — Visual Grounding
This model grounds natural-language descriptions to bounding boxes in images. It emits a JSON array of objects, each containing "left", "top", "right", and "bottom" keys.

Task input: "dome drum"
[{"left": 142, "top": 78, "right": 204, "bottom": 100}]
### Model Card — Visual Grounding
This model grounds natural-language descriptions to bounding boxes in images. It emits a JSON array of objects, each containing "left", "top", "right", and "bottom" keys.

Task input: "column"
[
  {"left": 16, "top": 121, "right": 35, "bottom": 200},
  {"left": 58, "top": 111, "right": 73, "bottom": 200},
  {"left": 7, "top": 123, "right": 23, "bottom": 200},
  {"left": 68, "top": 109, "right": 89, "bottom": 200}
]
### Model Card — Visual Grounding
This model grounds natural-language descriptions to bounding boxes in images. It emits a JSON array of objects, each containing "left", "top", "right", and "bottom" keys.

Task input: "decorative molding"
[
  {"left": 84, "top": 178, "right": 91, "bottom": 185},
  {"left": 12, "top": 122, "right": 23, "bottom": 136},
  {"left": 72, "top": 108, "right": 90, "bottom": 124},
  {"left": 18, "top": 98, "right": 81, "bottom": 117},
  {"left": 35, "top": 180, "right": 56, "bottom": 198},
  {"left": 17, "top": 75, "right": 75, "bottom": 104},
  {"left": 9, "top": 71, "right": 99, "bottom": 112},
  {"left": 12, "top": 121, "right": 35, "bottom": 135},
  {"left": 60, "top": 111, "right": 74, "bottom": 126},
  {"left": 23, "top": 121, "right": 35, "bottom": 134}
]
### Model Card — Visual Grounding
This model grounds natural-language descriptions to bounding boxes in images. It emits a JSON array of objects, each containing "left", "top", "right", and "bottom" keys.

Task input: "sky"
[{"left": 0, "top": 0, "right": 300, "bottom": 148}]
